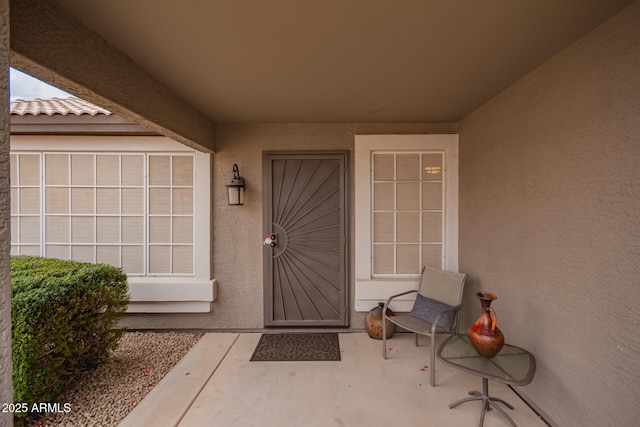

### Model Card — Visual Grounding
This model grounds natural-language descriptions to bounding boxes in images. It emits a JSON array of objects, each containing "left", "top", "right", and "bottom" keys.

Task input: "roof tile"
[{"left": 10, "top": 97, "right": 112, "bottom": 116}]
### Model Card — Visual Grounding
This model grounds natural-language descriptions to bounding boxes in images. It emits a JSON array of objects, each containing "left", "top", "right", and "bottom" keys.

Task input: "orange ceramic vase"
[{"left": 467, "top": 291, "right": 504, "bottom": 358}]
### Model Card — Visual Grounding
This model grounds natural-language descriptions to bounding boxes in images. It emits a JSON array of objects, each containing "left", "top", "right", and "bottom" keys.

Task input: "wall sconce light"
[{"left": 226, "top": 164, "right": 245, "bottom": 205}]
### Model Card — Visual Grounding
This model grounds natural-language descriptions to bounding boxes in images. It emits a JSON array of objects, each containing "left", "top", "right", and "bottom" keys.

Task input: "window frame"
[
  {"left": 10, "top": 135, "right": 215, "bottom": 313},
  {"left": 371, "top": 150, "right": 445, "bottom": 277},
  {"left": 354, "top": 134, "right": 459, "bottom": 312}
]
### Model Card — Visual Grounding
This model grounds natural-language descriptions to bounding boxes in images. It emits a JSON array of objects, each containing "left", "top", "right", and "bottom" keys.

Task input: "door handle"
[{"left": 264, "top": 234, "right": 277, "bottom": 247}]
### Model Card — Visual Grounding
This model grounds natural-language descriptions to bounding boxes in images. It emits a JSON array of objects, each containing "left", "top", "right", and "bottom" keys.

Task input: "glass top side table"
[{"left": 437, "top": 334, "right": 536, "bottom": 427}]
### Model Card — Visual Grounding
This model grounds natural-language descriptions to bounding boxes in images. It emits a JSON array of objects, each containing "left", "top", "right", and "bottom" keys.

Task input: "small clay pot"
[{"left": 365, "top": 302, "right": 395, "bottom": 340}]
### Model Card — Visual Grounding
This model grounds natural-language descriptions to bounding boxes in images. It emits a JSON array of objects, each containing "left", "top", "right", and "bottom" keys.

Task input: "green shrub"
[{"left": 11, "top": 256, "right": 129, "bottom": 412}]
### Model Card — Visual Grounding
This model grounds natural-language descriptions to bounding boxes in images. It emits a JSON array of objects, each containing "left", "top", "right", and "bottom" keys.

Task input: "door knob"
[{"left": 264, "top": 234, "right": 277, "bottom": 247}]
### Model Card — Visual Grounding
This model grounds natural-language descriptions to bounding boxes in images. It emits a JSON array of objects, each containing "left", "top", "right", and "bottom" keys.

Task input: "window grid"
[
  {"left": 12, "top": 151, "right": 195, "bottom": 277},
  {"left": 42, "top": 153, "right": 149, "bottom": 273},
  {"left": 147, "top": 154, "right": 195, "bottom": 275},
  {"left": 371, "top": 151, "right": 445, "bottom": 277},
  {"left": 10, "top": 153, "right": 42, "bottom": 256}
]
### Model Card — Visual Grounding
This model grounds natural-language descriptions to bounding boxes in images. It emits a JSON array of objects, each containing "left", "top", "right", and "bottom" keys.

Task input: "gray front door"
[{"left": 263, "top": 152, "right": 348, "bottom": 327}]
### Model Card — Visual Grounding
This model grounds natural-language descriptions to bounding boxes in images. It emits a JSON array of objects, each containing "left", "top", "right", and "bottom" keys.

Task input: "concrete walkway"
[{"left": 119, "top": 333, "right": 547, "bottom": 427}]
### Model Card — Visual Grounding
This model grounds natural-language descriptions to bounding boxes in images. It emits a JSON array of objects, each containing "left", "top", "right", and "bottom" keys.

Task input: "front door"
[{"left": 263, "top": 152, "right": 348, "bottom": 327}]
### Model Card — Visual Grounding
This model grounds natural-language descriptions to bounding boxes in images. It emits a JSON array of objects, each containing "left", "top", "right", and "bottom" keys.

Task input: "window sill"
[
  {"left": 355, "top": 278, "right": 419, "bottom": 312},
  {"left": 126, "top": 278, "right": 217, "bottom": 313}
]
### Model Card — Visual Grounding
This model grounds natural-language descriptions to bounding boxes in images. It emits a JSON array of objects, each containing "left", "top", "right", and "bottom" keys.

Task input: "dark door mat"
[{"left": 250, "top": 333, "right": 341, "bottom": 361}]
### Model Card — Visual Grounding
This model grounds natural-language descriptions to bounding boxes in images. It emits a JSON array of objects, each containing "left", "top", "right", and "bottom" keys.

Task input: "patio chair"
[{"left": 382, "top": 266, "right": 467, "bottom": 387}]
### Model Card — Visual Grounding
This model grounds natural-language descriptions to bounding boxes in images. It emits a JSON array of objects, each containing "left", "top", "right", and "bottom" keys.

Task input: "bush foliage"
[{"left": 11, "top": 256, "right": 129, "bottom": 409}]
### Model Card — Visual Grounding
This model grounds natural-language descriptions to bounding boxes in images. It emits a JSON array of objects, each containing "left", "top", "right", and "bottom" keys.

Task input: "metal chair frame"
[{"left": 382, "top": 266, "right": 467, "bottom": 387}]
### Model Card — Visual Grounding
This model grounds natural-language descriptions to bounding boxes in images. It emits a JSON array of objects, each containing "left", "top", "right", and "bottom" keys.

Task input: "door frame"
[{"left": 262, "top": 151, "right": 349, "bottom": 327}]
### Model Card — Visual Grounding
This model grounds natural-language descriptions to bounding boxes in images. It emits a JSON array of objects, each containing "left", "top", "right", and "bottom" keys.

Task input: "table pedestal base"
[{"left": 449, "top": 377, "right": 517, "bottom": 427}]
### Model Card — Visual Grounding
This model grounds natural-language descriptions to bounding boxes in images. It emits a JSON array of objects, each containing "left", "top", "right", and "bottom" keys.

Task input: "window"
[
  {"left": 10, "top": 135, "right": 214, "bottom": 313},
  {"left": 10, "top": 153, "right": 41, "bottom": 256},
  {"left": 11, "top": 152, "right": 195, "bottom": 276},
  {"left": 147, "top": 154, "right": 194, "bottom": 275},
  {"left": 372, "top": 152, "right": 444, "bottom": 276},
  {"left": 354, "top": 134, "right": 459, "bottom": 311}
]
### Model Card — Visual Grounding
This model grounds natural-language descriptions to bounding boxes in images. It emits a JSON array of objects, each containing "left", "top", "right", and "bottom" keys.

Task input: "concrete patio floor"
[{"left": 119, "top": 332, "right": 547, "bottom": 427}]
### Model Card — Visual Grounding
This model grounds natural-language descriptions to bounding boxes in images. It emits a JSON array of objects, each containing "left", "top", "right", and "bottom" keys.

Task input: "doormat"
[{"left": 250, "top": 333, "right": 341, "bottom": 361}]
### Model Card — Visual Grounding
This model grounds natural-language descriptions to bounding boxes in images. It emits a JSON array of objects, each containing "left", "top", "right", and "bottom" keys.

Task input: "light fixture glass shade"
[
  {"left": 226, "top": 164, "right": 245, "bottom": 205},
  {"left": 227, "top": 185, "right": 244, "bottom": 205}
]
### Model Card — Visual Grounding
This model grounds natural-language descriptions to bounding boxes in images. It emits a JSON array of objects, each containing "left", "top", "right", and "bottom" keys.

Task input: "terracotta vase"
[
  {"left": 365, "top": 303, "right": 395, "bottom": 340},
  {"left": 467, "top": 291, "right": 505, "bottom": 358}
]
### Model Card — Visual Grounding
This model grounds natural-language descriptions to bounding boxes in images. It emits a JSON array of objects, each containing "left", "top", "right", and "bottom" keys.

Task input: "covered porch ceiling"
[{"left": 10, "top": 0, "right": 634, "bottom": 131}]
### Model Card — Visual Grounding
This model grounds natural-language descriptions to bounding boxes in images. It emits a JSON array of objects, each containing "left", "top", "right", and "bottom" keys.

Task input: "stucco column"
[{"left": 0, "top": 0, "right": 12, "bottom": 425}]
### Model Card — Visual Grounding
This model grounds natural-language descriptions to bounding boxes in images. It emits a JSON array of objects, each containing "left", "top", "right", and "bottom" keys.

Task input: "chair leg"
[
  {"left": 415, "top": 333, "right": 419, "bottom": 347},
  {"left": 382, "top": 316, "right": 387, "bottom": 359},
  {"left": 430, "top": 336, "right": 436, "bottom": 387}
]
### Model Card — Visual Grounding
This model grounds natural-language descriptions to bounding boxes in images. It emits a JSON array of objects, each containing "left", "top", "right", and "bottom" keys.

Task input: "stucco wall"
[
  {"left": 0, "top": 0, "right": 13, "bottom": 423},
  {"left": 122, "top": 122, "right": 456, "bottom": 330},
  {"left": 458, "top": 2, "right": 640, "bottom": 426}
]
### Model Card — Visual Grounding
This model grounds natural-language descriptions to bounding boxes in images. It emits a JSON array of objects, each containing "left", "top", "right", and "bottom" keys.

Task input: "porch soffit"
[
  {"left": 8, "top": 0, "right": 636, "bottom": 126},
  {"left": 9, "top": 0, "right": 216, "bottom": 153},
  {"left": 50, "top": 0, "right": 633, "bottom": 124}
]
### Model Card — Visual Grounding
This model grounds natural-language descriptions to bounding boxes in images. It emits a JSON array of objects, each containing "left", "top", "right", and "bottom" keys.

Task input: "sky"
[{"left": 9, "top": 67, "right": 73, "bottom": 101}]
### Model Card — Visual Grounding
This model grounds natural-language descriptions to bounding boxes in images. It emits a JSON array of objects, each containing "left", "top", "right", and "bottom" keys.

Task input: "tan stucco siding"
[
  {"left": 0, "top": 0, "right": 12, "bottom": 421},
  {"left": 121, "top": 122, "right": 457, "bottom": 330},
  {"left": 458, "top": 2, "right": 640, "bottom": 426}
]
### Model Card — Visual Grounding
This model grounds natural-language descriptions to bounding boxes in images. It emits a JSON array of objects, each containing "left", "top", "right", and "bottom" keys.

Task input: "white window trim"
[
  {"left": 11, "top": 135, "right": 216, "bottom": 313},
  {"left": 354, "top": 134, "right": 459, "bottom": 312}
]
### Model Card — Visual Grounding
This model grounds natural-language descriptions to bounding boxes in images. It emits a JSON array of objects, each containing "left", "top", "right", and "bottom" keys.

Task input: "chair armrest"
[
  {"left": 382, "top": 290, "right": 417, "bottom": 317},
  {"left": 430, "top": 304, "right": 463, "bottom": 336}
]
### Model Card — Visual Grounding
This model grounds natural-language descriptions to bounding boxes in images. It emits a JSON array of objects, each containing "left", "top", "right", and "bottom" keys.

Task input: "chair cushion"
[{"left": 410, "top": 294, "right": 455, "bottom": 330}]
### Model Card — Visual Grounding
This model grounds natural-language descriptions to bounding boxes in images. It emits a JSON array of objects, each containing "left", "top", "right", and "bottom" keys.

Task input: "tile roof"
[{"left": 10, "top": 97, "right": 111, "bottom": 116}]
